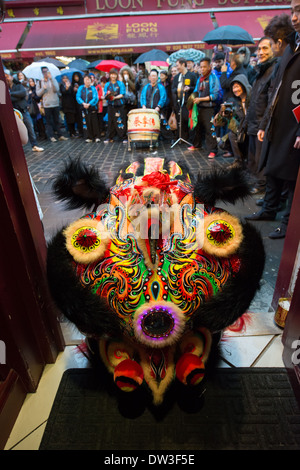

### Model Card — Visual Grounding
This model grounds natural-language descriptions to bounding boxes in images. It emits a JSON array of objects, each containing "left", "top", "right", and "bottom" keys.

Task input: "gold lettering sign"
[{"left": 86, "top": 22, "right": 119, "bottom": 41}]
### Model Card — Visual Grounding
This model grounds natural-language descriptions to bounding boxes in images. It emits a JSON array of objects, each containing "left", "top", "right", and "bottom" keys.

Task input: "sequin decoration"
[
  {"left": 206, "top": 219, "right": 235, "bottom": 247},
  {"left": 72, "top": 226, "right": 101, "bottom": 253}
]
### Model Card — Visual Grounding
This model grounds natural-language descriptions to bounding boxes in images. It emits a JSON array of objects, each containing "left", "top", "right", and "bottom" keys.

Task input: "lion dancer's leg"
[
  {"left": 176, "top": 327, "right": 212, "bottom": 386},
  {"left": 99, "top": 338, "right": 144, "bottom": 392}
]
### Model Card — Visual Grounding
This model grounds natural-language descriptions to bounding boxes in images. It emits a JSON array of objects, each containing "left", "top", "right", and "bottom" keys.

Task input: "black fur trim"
[
  {"left": 194, "top": 167, "right": 252, "bottom": 206},
  {"left": 51, "top": 157, "right": 110, "bottom": 210},
  {"left": 47, "top": 230, "right": 122, "bottom": 338},
  {"left": 188, "top": 221, "right": 265, "bottom": 333}
]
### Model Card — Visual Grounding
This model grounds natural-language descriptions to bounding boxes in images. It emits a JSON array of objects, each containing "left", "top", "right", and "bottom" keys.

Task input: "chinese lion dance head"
[{"left": 47, "top": 156, "right": 264, "bottom": 405}]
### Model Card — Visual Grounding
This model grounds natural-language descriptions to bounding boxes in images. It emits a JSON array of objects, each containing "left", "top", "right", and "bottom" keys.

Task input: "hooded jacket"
[
  {"left": 8, "top": 78, "right": 28, "bottom": 112},
  {"left": 227, "top": 74, "right": 252, "bottom": 132},
  {"left": 119, "top": 65, "right": 136, "bottom": 94},
  {"left": 237, "top": 46, "right": 257, "bottom": 85}
]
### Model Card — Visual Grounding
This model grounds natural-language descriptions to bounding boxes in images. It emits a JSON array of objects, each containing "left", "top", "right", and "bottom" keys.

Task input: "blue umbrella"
[
  {"left": 56, "top": 68, "right": 84, "bottom": 82},
  {"left": 67, "top": 59, "right": 90, "bottom": 70},
  {"left": 87, "top": 60, "right": 102, "bottom": 70},
  {"left": 134, "top": 49, "right": 169, "bottom": 64},
  {"left": 203, "top": 25, "right": 254, "bottom": 45}
]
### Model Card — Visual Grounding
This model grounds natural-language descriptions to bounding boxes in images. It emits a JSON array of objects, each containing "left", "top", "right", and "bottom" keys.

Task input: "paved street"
[{"left": 23, "top": 135, "right": 285, "bottom": 311}]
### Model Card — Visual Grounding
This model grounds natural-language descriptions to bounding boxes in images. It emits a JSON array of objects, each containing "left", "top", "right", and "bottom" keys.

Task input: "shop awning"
[
  {"left": 214, "top": 9, "right": 290, "bottom": 41},
  {"left": 0, "top": 21, "right": 28, "bottom": 59},
  {"left": 19, "top": 13, "right": 214, "bottom": 58}
]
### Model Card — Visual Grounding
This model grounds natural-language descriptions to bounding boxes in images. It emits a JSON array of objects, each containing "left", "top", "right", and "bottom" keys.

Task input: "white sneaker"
[
  {"left": 32, "top": 146, "right": 44, "bottom": 152},
  {"left": 50, "top": 137, "right": 57, "bottom": 142},
  {"left": 59, "top": 136, "right": 68, "bottom": 141},
  {"left": 85, "top": 139, "right": 93, "bottom": 143},
  {"left": 95, "top": 138, "right": 101, "bottom": 143}
]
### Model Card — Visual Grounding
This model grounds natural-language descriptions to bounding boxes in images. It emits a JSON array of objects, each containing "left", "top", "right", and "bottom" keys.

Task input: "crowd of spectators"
[{"left": 4, "top": 11, "right": 300, "bottom": 239}]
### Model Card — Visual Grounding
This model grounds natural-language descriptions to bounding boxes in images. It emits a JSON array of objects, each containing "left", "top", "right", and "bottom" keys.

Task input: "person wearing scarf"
[
  {"left": 188, "top": 57, "right": 221, "bottom": 158},
  {"left": 103, "top": 68, "right": 127, "bottom": 143}
]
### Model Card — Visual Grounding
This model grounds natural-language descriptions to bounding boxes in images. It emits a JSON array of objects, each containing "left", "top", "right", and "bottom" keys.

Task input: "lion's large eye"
[
  {"left": 64, "top": 218, "right": 108, "bottom": 264},
  {"left": 198, "top": 212, "right": 243, "bottom": 258}
]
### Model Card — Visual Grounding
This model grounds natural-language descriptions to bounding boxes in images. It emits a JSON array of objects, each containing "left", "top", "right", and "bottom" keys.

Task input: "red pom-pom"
[
  {"left": 176, "top": 353, "right": 205, "bottom": 386},
  {"left": 114, "top": 359, "right": 144, "bottom": 392}
]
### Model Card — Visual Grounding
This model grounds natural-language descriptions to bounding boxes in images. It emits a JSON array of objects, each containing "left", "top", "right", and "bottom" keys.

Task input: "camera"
[{"left": 220, "top": 102, "right": 234, "bottom": 118}]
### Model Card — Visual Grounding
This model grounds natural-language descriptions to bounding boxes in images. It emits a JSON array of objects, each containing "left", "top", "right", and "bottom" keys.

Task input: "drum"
[{"left": 127, "top": 108, "right": 160, "bottom": 149}]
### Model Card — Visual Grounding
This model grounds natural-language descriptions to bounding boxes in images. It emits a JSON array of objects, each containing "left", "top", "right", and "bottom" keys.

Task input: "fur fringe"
[
  {"left": 47, "top": 229, "right": 121, "bottom": 338},
  {"left": 51, "top": 157, "right": 110, "bottom": 210},
  {"left": 189, "top": 221, "right": 265, "bottom": 333},
  {"left": 194, "top": 167, "right": 253, "bottom": 206}
]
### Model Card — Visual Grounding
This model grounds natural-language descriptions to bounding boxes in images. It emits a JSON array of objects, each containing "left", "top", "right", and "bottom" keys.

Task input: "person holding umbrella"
[{"left": 103, "top": 68, "right": 127, "bottom": 143}]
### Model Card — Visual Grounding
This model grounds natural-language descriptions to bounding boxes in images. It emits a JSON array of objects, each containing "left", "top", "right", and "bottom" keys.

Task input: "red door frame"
[{"left": 0, "top": 60, "right": 64, "bottom": 449}]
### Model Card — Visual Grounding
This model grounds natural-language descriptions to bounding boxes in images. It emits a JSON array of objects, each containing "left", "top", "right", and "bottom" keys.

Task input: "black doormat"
[{"left": 39, "top": 367, "right": 300, "bottom": 451}]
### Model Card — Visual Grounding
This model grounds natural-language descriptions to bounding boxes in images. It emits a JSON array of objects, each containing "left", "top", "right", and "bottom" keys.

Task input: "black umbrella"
[
  {"left": 134, "top": 48, "right": 169, "bottom": 64},
  {"left": 87, "top": 60, "right": 102, "bottom": 70},
  {"left": 37, "top": 57, "right": 66, "bottom": 68},
  {"left": 203, "top": 25, "right": 254, "bottom": 45},
  {"left": 68, "top": 58, "right": 90, "bottom": 70}
]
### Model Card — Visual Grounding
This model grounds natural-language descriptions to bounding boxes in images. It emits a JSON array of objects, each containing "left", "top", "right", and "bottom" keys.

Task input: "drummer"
[{"left": 140, "top": 69, "right": 173, "bottom": 141}]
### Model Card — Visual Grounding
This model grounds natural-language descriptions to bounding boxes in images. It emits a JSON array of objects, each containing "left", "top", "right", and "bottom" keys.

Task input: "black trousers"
[
  {"left": 85, "top": 110, "right": 101, "bottom": 140},
  {"left": 262, "top": 175, "right": 296, "bottom": 227},
  {"left": 174, "top": 103, "right": 191, "bottom": 142},
  {"left": 106, "top": 105, "right": 126, "bottom": 140},
  {"left": 193, "top": 107, "right": 217, "bottom": 153},
  {"left": 248, "top": 135, "right": 266, "bottom": 189},
  {"left": 44, "top": 106, "right": 62, "bottom": 138}
]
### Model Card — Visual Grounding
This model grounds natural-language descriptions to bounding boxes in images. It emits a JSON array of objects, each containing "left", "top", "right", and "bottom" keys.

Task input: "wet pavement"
[{"left": 23, "top": 134, "right": 285, "bottom": 311}]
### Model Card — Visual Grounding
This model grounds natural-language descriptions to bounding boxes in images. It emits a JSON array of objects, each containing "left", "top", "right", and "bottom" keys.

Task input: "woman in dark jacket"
[
  {"left": 28, "top": 77, "right": 46, "bottom": 139},
  {"left": 60, "top": 75, "right": 77, "bottom": 137},
  {"left": 72, "top": 72, "right": 84, "bottom": 137},
  {"left": 214, "top": 74, "right": 251, "bottom": 166}
]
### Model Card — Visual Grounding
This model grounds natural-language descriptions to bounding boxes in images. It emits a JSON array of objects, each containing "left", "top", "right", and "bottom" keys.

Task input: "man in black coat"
[
  {"left": 246, "top": 37, "right": 277, "bottom": 194},
  {"left": 245, "top": 0, "right": 300, "bottom": 239},
  {"left": 171, "top": 58, "right": 197, "bottom": 143}
]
